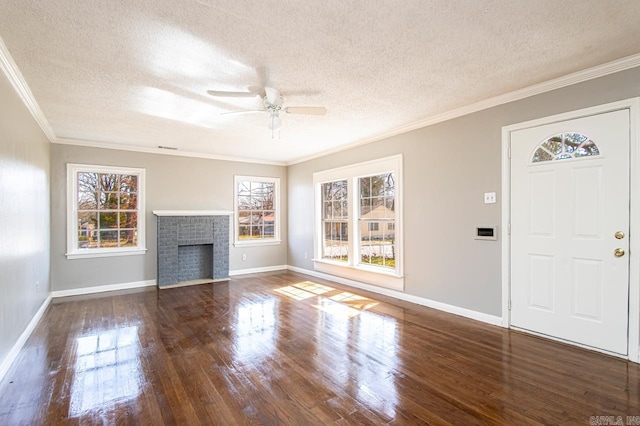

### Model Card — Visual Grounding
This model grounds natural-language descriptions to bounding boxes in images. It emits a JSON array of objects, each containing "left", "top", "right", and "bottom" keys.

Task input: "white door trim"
[{"left": 501, "top": 98, "right": 640, "bottom": 363}]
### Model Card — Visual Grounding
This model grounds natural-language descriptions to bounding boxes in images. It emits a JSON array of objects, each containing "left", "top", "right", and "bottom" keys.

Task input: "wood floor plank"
[{"left": 1, "top": 271, "right": 639, "bottom": 425}]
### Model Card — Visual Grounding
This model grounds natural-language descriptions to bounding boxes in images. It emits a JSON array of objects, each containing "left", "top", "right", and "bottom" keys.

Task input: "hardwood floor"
[{"left": 1, "top": 271, "right": 639, "bottom": 425}]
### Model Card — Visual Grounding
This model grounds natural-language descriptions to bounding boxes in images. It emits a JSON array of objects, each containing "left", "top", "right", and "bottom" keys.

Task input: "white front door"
[{"left": 510, "top": 109, "right": 630, "bottom": 355}]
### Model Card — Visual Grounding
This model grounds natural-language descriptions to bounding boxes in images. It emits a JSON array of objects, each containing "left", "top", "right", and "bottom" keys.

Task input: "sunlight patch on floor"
[
  {"left": 313, "top": 298, "right": 362, "bottom": 318},
  {"left": 275, "top": 281, "right": 379, "bottom": 317},
  {"left": 292, "top": 281, "right": 334, "bottom": 295},
  {"left": 330, "top": 292, "right": 379, "bottom": 311},
  {"left": 274, "top": 285, "right": 316, "bottom": 300}
]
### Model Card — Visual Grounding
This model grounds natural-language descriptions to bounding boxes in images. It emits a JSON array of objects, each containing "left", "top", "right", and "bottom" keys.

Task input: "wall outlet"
[
  {"left": 242, "top": 254, "right": 247, "bottom": 261},
  {"left": 35, "top": 280, "right": 39, "bottom": 293},
  {"left": 304, "top": 252, "right": 308, "bottom": 260},
  {"left": 484, "top": 192, "right": 497, "bottom": 204}
]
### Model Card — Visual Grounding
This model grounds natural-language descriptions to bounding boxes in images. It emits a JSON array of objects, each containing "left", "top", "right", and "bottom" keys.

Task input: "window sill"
[
  {"left": 314, "top": 259, "right": 404, "bottom": 291},
  {"left": 66, "top": 248, "right": 147, "bottom": 260},
  {"left": 233, "top": 240, "right": 282, "bottom": 248}
]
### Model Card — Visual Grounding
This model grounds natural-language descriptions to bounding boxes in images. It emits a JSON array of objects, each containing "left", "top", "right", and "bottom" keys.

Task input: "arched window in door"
[{"left": 531, "top": 132, "right": 600, "bottom": 163}]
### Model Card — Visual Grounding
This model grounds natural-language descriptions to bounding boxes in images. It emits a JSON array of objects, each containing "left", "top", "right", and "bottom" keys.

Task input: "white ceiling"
[{"left": 1, "top": 1, "right": 640, "bottom": 164}]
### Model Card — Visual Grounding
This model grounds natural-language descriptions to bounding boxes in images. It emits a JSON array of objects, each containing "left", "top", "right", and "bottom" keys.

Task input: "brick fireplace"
[{"left": 154, "top": 211, "right": 232, "bottom": 289}]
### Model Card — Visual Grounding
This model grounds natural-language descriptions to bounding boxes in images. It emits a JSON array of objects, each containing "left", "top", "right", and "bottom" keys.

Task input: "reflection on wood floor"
[{"left": 1, "top": 271, "right": 639, "bottom": 424}]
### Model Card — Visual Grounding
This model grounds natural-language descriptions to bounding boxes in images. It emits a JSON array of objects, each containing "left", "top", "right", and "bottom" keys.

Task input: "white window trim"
[
  {"left": 66, "top": 164, "right": 147, "bottom": 260},
  {"left": 313, "top": 154, "right": 404, "bottom": 291},
  {"left": 234, "top": 175, "right": 281, "bottom": 247}
]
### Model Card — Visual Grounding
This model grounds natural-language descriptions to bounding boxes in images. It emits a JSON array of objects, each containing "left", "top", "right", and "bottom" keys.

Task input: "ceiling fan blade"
[
  {"left": 264, "top": 87, "right": 280, "bottom": 105},
  {"left": 284, "top": 106, "right": 327, "bottom": 116},
  {"left": 220, "top": 109, "right": 264, "bottom": 116},
  {"left": 207, "top": 90, "right": 259, "bottom": 98}
]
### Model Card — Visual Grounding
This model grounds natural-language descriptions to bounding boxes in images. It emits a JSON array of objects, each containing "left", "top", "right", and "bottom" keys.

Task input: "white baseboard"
[
  {"left": 51, "top": 279, "right": 156, "bottom": 298},
  {"left": 229, "top": 265, "right": 288, "bottom": 276},
  {"left": 0, "top": 295, "right": 52, "bottom": 384},
  {"left": 286, "top": 265, "right": 503, "bottom": 326}
]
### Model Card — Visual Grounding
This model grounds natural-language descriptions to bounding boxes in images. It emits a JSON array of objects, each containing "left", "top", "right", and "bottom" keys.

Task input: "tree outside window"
[
  {"left": 235, "top": 176, "right": 280, "bottom": 245},
  {"left": 67, "top": 164, "right": 145, "bottom": 259}
]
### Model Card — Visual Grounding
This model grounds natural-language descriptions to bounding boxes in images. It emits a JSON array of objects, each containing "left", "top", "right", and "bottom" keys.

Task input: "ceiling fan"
[{"left": 207, "top": 87, "right": 327, "bottom": 132}]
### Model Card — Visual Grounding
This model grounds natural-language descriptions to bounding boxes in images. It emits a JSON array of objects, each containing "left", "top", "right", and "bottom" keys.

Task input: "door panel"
[
  {"left": 572, "top": 167, "right": 602, "bottom": 238},
  {"left": 511, "top": 109, "right": 630, "bottom": 355},
  {"left": 528, "top": 255, "right": 555, "bottom": 311},
  {"left": 571, "top": 258, "right": 603, "bottom": 321},
  {"left": 529, "top": 171, "right": 555, "bottom": 236}
]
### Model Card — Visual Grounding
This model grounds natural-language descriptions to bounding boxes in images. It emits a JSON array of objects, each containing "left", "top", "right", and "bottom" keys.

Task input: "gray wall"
[
  {"left": 50, "top": 145, "right": 287, "bottom": 291},
  {"left": 287, "top": 66, "right": 640, "bottom": 317},
  {"left": 0, "top": 71, "right": 50, "bottom": 363}
]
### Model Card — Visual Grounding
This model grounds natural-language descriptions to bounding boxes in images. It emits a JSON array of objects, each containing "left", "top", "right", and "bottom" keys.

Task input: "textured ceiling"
[{"left": 1, "top": 1, "right": 640, "bottom": 164}]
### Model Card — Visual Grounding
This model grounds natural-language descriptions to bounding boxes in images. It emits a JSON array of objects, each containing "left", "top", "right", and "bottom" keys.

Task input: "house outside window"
[
  {"left": 321, "top": 179, "right": 348, "bottom": 262},
  {"left": 313, "top": 155, "right": 403, "bottom": 290},
  {"left": 234, "top": 176, "right": 280, "bottom": 246},
  {"left": 67, "top": 164, "right": 146, "bottom": 259},
  {"left": 359, "top": 173, "right": 395, "bottom": 269}
]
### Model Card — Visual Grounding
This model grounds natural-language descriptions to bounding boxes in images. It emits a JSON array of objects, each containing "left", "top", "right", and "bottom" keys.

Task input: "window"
[
  {"left": 321, "top": 179, "right": 348, "bottom": 262},
  {"left": 235, "top": 176, "right": 280, "bottom": 246},
  {"left": 67, "top": 164, "right": 146, "bottom": 259},
  {"left": 359, "top": 173, "right": 395, "bottom": 269},
  {"left": 532, "top": 132, "right": 600, "bottom": 163},
  {"left": 313, "top": 155, "right": 403, "bottom": 291}
]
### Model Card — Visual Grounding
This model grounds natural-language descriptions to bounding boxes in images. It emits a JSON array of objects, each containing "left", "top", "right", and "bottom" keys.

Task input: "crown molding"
[
  {"left": 0, "top": 37, "right": 56, "bottom": 142},
  {"left": 286, "top": 53, "right": 640, "bottom": 165},
  {"left": 53, "top": 137, "right": 287, "bottom": 166}
]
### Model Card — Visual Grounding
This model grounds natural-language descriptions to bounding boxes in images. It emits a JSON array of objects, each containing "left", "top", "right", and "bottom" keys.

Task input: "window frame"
[
  {"left": 313, "top": 155, "right": 403, "bottom": 291},
  {"left": 234, "top": 175, "right": 281, "bottom": 247},
  {"left": 66, "top": 163, "right": 146, "bottom": 260}
]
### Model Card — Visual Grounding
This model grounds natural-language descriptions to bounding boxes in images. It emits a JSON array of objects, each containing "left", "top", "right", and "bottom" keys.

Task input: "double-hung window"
[
  {"left": 67, "top": 164, "right": 146, "bottom": 259},
  {"left": 234, "top": 176, "right": 280, "bottom": 246},
  {"left": 314, "top": 155, "right": 403, "bottom": 290}
]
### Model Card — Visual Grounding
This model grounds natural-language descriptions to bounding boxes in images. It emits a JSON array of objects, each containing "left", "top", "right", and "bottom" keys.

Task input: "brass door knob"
[
  {"left": 614, "top": 248, "right": 625, "bottom": 257},
  {"left": 615, "top": 231, "right": 625, "bottom": 240}
]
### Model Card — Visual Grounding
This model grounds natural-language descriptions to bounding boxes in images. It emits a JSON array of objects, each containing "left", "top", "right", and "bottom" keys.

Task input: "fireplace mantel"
[{"left": 153, "top": 210, "right": 233, "bottom": 216}]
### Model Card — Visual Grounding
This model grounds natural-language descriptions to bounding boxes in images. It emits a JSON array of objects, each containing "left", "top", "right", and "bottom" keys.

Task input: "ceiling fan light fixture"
[
  {"left": 268, "top": 111, "right": 282, "bottom": 131},
  {"left": 208, "top": 85, "right": 326, "bottom": 132}
]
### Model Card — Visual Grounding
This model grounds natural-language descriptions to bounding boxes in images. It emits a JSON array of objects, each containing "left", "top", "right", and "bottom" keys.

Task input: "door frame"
[{"left": 501, "top": 98, "right": 640, "bottom": 363}]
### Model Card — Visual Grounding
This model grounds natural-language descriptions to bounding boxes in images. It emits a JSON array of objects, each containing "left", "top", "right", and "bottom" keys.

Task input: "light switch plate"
[{"left": 484, "top": 192, "right": 497, "bottom": 204}]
